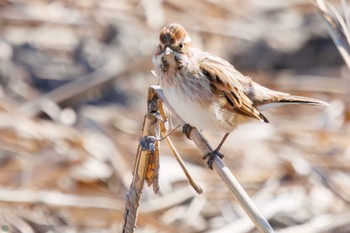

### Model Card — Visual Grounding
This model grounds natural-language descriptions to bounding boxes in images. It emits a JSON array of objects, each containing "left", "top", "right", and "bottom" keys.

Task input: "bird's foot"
[
  {"left": 182, "top": 123, "right": 194, "bottom": 139},
  {"left": 203, "top": 150, "right": 224, "bottom": 169}
]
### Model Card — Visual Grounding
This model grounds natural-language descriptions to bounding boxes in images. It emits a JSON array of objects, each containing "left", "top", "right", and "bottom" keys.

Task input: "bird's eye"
[{"left": 179, "top": 43, "right": 184, "bottom": 49}]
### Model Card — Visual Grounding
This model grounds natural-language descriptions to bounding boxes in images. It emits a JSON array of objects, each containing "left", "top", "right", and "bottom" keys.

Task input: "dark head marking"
[{"left": 159, "top": 23, "right": 189, "bottom": 45}]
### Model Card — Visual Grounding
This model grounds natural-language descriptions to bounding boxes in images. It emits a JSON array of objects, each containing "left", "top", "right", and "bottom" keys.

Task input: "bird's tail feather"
[{"left": 257, "top": 94, "right": 329, "bottom": 111}]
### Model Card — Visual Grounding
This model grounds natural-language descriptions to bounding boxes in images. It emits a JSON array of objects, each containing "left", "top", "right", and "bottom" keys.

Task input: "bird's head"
[
  {"left": 153, "top": 23, "right": 194, "bottom": 73},
  {"left": 155, "top": 23, "right": 193, "bottom": 57}
]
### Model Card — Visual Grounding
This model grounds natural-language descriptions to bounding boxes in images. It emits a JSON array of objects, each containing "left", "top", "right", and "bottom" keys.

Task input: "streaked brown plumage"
[{"left": 152, "top": 23, "right": 328, "bottom": 167}]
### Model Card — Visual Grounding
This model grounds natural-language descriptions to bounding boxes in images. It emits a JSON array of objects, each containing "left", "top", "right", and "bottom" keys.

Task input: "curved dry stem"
[{"left": 313, "top": 0, "right": 350, "bottom": 69}]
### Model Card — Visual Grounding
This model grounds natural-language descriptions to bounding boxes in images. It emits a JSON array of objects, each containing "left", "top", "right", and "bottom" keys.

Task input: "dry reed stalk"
[
  {"left": 123, "top": 88, "right": 161, "bottom": 233},
  {"left": 313, "top": 0, "right": 350, "bottom": 69},
  {"left": 313, "top": 0, "right": 350, "bottom": 116},
  {"left": 123, "top": 84, "right": 275, "bottom": 233}
]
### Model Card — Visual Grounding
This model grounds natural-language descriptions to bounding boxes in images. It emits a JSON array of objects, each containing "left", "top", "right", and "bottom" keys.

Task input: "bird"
[{"left": 152, "top": 23, "right": 328, "bottom": 168}]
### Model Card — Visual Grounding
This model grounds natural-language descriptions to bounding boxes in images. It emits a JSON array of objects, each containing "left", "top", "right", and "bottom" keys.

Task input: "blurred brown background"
[{"left": 0, "top": 0, "right": 349, "bottom": 232}]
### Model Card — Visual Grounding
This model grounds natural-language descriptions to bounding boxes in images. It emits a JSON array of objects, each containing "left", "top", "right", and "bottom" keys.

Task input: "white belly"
[{"left": 163, "top": 86, "right": 225, "bottom": 132}]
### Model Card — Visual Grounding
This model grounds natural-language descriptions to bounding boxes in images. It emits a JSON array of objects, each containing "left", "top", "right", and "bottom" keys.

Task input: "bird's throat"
[{"left": 161, "top": 55, "right": 183, "bottom": 73}]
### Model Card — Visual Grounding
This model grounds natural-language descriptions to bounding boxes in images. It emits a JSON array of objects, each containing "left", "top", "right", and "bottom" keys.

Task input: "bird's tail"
[{"left": 256, "top": 90, "right": 328, "bottom": 111}]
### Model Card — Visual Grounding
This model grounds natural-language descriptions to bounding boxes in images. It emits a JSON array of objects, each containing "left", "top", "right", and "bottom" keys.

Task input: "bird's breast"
[{"left": 161, "top": 75, "right": 230, "bottom": 132}]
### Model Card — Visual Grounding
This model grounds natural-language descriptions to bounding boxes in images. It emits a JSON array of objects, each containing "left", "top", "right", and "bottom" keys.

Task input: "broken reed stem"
[
  {"left": 123, "top": 89, "right": 160, "bottom": 233},
  {"left": 152, "top": 85, "right": 275, "bottom": 233}
]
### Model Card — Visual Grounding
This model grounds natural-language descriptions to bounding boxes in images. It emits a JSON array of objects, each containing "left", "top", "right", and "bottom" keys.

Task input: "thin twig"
[{"left": 158, "top": 101, "right": 203, "bottom": 194}]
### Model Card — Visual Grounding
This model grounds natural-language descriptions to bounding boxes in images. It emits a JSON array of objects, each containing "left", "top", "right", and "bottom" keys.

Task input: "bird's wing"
[{"left": 199, "top": 55, "right": 269, "bottom": 123}]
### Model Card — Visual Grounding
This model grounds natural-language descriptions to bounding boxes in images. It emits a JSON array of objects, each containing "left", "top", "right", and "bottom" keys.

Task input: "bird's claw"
[
  {"left": 203, "top": 150, "right": 224, "bottom": 169},
  {"left": 182, "top": 123, "right": 194, "bottom": 139}
]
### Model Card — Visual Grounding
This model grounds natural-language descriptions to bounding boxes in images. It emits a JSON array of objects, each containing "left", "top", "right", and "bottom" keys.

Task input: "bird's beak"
[{"left": 164, "top": 47, "right": 173, "bottom": 55}]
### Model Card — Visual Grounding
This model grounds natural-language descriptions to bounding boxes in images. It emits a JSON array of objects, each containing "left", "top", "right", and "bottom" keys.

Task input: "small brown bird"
[{"left": 152, "top": 23, "right": 328, "bottom": 168}]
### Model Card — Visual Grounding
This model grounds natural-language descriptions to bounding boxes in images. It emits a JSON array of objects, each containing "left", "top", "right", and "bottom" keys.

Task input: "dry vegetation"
[{"left": 0, "top": 0, "right": 349, "bottom": 232}]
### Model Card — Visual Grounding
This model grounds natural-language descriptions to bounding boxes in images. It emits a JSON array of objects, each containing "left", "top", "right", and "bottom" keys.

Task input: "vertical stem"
[{"left": 123, "top": 89, "right": 160, "bottom": 233}]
